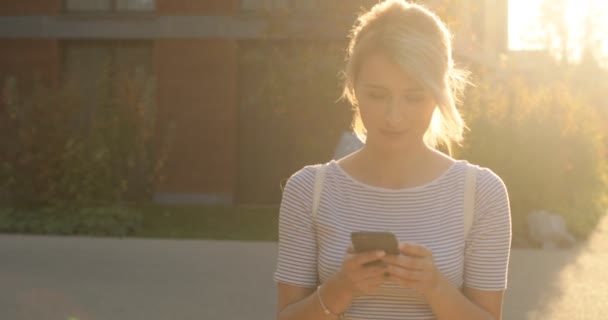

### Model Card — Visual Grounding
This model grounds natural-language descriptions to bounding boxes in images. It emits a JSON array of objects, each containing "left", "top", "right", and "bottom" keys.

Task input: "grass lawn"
[{"left": 134, "top": 205, "right": 280, "bottom": 241}]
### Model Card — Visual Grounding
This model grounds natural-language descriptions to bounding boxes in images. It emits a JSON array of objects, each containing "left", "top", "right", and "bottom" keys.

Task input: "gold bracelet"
[{"left": 317, "top": 284, "right": 345, "bottom": 319}]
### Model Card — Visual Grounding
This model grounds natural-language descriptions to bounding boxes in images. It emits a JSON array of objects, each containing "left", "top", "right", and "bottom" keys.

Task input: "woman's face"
[{"left": 354, "top": 51, "right": 437, "bottom": 152}]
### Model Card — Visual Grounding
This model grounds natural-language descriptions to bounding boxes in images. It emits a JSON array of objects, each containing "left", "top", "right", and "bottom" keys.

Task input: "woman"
[{"left": 275, "top": 1, "right": 511, "bottom": 319}]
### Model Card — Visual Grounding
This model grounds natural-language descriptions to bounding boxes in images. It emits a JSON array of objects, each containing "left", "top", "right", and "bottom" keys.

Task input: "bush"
[
  {"left": 237, "top": 40, "right": 352, "bottom": 203},
  {"left": 0, "top": 67, "right": 173, "bottom": 235},
  {"left": 1, "top": 68, "right": 173, "bottom": 209},
  {"left": 457, "top": 75, "right": 608, "bottom": 243},
  {"left": 0, "top": 206, "right": 143, "bottom": 237}
]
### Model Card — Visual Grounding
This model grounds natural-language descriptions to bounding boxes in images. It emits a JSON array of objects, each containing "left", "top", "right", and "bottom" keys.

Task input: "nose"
[{"left": 384, "top": 100, "right": 404, "bottom": 126}]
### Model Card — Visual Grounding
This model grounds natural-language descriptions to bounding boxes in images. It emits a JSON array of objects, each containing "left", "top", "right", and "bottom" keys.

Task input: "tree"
[
  {"left": 538, "top": 0, "right": 607, "bottom": 66},
  {"left": 539, "top": 0, "right": 569, "bottom": 63}
]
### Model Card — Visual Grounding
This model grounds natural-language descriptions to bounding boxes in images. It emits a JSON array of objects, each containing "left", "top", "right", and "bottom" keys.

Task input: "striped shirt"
[{"left": 274, "top": 160, "right": 511, "bottom": 320}]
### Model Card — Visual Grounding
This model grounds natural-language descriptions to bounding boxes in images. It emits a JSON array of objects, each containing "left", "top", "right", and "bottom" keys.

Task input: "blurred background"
[
  {"left": 0, "top": 0, "right": 606, "bottom": 246},
  {"left": 1, "top": 1, "right": 608, "bottom": 320}
]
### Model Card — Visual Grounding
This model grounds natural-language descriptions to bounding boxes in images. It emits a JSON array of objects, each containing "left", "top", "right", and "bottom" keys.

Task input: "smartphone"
[{"left": 351, "top": 231, "right": 400, "bottom": 256}]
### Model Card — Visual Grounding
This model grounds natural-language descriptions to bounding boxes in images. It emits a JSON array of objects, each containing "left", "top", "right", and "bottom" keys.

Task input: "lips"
[{"left": 379, "top": 129, "right": 408, "bottom": 137}]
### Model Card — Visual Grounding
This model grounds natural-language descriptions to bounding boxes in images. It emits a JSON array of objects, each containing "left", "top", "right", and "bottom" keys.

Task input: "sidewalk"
[
  {"left": 504, "top": 215, "right": 608, "bottom": 320},
  {"left": 1, "top": 215, "right": 607, "bottom": 320}
]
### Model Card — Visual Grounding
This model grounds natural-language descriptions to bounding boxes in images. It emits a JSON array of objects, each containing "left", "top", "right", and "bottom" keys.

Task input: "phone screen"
[{"left": 351, "top": 231, "right": 400, "bottom": 255}]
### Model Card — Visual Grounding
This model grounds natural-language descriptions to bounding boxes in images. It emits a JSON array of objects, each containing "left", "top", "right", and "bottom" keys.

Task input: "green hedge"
[
  {"left": 1, "top": 42, "right": 606, "bottom": 242},
  {"left": 0, "top": 67, "right": 169, "bottom": 236},
  {"left": 0, "top": 206, "right": 142, "bottom": 237},
  {"left": 457, "top": 76, "right": 608, "bottom": 243},
  {"left": 1, "top": 69, "right": 172, "bottom": 208},
  {"left": 237, "top": 40, "right": 352, "bottom": 204},
  {"left": 236, "top": 42, "right": 608, "bottom": 242}
]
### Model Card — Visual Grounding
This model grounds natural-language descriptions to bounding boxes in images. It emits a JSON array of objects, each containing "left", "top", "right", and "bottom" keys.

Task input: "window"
[
  {"left": 64, "top": 0, "right": 155, "bottom": 12},
  {"left": 240, "top": 0, "right": 379, "bottom": 13},
  {"left": 62, "top": 41, "right": 155, "bottom": 128},
  {"left": 241, "top": 0, "right": 321, "bottom": 11},
  {"left": 63, "top": 41, "right": 153, "bottom": 91}
]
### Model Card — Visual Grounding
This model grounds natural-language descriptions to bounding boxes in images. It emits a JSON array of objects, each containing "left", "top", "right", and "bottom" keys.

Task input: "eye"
[
  {"left": 368, "top": 92, "right": 387, "bottom": 100},
  {"left": 404, "top": 94, "right": 426, "bottom": 103}
]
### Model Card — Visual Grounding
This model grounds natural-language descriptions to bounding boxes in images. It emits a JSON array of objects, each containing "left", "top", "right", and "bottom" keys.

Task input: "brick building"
[{"left": 0, "top": 0, "right": 508, "bottom": 205}]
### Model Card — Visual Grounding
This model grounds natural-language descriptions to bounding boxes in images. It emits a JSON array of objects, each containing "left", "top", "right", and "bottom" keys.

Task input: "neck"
[
  {"left": 360, "top": 141, "right": 432, "bottom": 169},
  {"left": 352, "top": 141, "right": 437, "bottom": 188}
]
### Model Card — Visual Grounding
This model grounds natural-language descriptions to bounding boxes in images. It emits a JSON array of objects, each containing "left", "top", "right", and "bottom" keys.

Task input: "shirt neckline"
[{"left": 329, "top": 159, "right": 466, "bottom": 193}]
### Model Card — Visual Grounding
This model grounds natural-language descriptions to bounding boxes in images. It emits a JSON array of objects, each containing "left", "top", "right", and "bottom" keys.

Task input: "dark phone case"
[{"left": 351, "top": 231, "right": 400, "bottom": 255}]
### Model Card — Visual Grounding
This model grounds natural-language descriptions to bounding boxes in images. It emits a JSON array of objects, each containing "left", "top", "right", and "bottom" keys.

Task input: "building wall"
[
  {"left": 488, "top": 0, "right": 509, "bottom": 54},
  {"left": 0, "top": 0, "right": 61, "bottom": 15},
  {"left": 0, "top": 0, "right": 508, "bottom": 204},
  {"left": 155, "top": 39, "right": 237, "bottom": 203},
  {"left": 0, "top": 0, "right": 59, "bottom": 84},
  {"left": 0, "top": 39, "right": 59, "bottom": 89},
  {"left": 157, "top": 0, "right": 236, "bottom": 14}
]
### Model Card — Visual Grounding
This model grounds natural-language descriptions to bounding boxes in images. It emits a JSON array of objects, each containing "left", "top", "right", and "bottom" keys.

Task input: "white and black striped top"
[{"left": 274, "top": 160, "right": 511, "bottom": 320}]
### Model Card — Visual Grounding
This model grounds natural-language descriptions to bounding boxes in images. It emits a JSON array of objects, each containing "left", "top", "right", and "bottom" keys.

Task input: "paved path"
[
  {"left": 1, "top": 217, "right": 607, "bottom": 320},
  {"left": 0, "top": 236, "right": 277, "bottom": 320},
  {"left": 504, "top": 215, "right": 608, "bottom": 320}
]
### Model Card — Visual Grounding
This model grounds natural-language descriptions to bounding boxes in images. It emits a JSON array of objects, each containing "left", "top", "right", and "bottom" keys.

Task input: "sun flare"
[{"left": 509, "top": 0, "right": 608, "bottom": 61}]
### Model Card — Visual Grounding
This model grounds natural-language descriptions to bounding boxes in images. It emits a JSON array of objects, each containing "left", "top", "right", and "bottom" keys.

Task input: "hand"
[
  {"left": 334, "top": 246, "right": 389, "bottom": 297},
  {"left": 382, "top": 243, "right": 444, "bottom": 299}
]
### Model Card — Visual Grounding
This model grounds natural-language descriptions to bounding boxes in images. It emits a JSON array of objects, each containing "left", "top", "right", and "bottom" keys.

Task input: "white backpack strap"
[
  {"left": 311, "top": 164, "right": 327, "bottom": 221},
  {"left": 464, "top": 165, "right": 477, "bottom": 238}
]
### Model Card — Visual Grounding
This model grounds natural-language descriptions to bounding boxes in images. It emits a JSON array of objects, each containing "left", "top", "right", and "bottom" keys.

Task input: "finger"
[
  {"left": 360, "top": 264, "right": 390, "bottom": 279},
  {"left": 367, "top": 276, "right": 389, "bottom": 288},
  {"left": 352, "top": 250, "right": 386, "bottom": 267},
  {"left": 382, "top": 255, "right": 424, "bottom": 270},
  {"left": 364, "top": 270, "right": 391, "bottom": 284},
  {"left": 358, "top": 277, "right": 388, "bottom": 295},
  {"left": 386, "top": 274, "right": 419, "bottom": 289},
  {"left": 386, "top": 265, "right": 424, "bottom": 281},
  {"left": 399, "top": 243, "right": 432, "bottom": 258},
  {"left": 347, "top": 245, "right": 355, "bottom": 254}
]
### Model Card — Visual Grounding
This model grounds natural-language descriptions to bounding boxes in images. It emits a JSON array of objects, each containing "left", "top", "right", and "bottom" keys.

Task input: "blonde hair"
[{"left": 341, "top": 0, "right": 469, "bottom": 154}]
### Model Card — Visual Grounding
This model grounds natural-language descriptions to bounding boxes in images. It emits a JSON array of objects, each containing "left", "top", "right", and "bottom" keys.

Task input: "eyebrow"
[{"left": 363, "top": 84, "right": 425, "bottom": 92}]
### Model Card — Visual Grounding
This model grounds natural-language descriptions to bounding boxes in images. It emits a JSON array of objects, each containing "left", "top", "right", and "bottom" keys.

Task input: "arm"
[
  {"left": 277, "top": 249, "right": 389, "bottom": 320},
  {"left": 385, "top": 244, "right": 504, "bottom": 320},
  {"left": 384, "top": 168, "right": 511, "bottom": 320},
  {"left": 277, "top": 277, "right": 352, "bottom": 320},
  {"left": 430, "top": 167, "right": 511, "bottom": 319},
  {"left": 275, "top": 168, "right": 387, "bottom": 320},
  {"left": 425, "top": 168, "right": 511, "bottom": 320},
  {"left": 425, "top": 275, "right": 504, "bottom": 320}
]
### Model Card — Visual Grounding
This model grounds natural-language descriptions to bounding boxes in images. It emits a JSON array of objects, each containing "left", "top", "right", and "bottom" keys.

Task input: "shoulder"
[
  {"left": 465, "top": 162, "right": 510, "bottom": 215},
  {"left": 283, "top": 163, "right": 329, "bottom": 197},
  {"left": 456, "top": 159, "right": 505, "bottom": 189},
  {"left": 280, "top": 163, "right": 331, "bottom": 217},
  {"left": 468, "top": 163, "right": 507, "bottom": 193}
]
